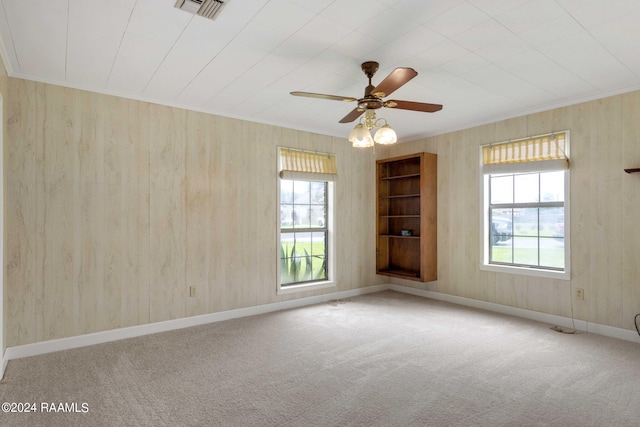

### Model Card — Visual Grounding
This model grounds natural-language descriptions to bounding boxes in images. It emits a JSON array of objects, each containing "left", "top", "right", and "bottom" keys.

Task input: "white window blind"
[
  {"left": 279, "top": 148, "right": 337, "bottom": 182},
  {"left": 482, "top": 131, "right": 569, "bottom": 174}
]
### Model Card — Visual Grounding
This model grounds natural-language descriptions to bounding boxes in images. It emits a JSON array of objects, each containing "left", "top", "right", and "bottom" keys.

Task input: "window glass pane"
[
  {"left": 540, "top": 207, "right": 564, "bottom": 238},
  {"left": 298, "top": 253, "right": 314, "bottom": 282},
  {"left": 309, "top": 205, "right": 326, "bottom": 228},
  {"left": 540, "top": 171, "right": 564, "bottom": 202},
  {"left": 292, "top": 206, "right": 309, "bottom": 228},
  {"left": 514, "top": 173, "right": 539, "bottom": 203},
  {"left": 280, "top": 236, "right": 298, "bottom": 285},
  {"left": 293, "top": 181, "right": 310, "bottom": 204},
  {"left": 491, "top": 208, "right": 513, "bottom": 244},
  {"left": 310, "top": 231, "right": 327, "bottom": 281},
  {"left": 490, "top": 175, "right": 513, "bottom": 204},
  {"left": 540, "top": 237, "right": 564, "bottom": 269},
  {"left": 281, "top": 180, "right": 293, "bottom": 204},
  {"left": 491, "top": 240, "right": 512, "bottom": 264},
  {"left": 312, "top": 256, "right": 327, "bottom": 281},
  {"left": 513, "top": 236, "right": 539, "bottom": 265},
  {"left": 490, "top": 208, "right": 513, "bottom": 264},
  {"left": 280, "top": 233, "right": 295, "bottom": 249},
  {"left": 310, "top": 181, "right": 326, "bottom": 205},
  {"left": 310, "top": 231, "right": 326, "bottom": 256},
  {"left": 281, "top": 204, "right": 294, "bottom": 229},
  {"left": 294, "top": 231, "right": 310, "bottom": 255},
  {"left": 514, "top": 208, "right": 538, "bottom": 238}
]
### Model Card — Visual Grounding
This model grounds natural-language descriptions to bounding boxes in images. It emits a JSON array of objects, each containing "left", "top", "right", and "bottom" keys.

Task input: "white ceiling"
[{"left": 1, "top": 0, "right": 640, "bottom": 141}]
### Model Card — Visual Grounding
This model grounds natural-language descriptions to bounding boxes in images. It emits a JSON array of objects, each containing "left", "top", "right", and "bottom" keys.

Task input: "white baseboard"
[
  {"left": 2, "top": 284, "right": 388, "bottom": 370},
  {"left": 390, "top": 284, "right": 640, "bottom": 344}
]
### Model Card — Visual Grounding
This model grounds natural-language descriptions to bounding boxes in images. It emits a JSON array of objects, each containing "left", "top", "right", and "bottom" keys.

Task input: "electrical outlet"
[
  {"left": 189, "top": 286, "right": 196, "bottom": 297},
  {"left": 576, "top": 288, "right": 584, "bottom": 301}
]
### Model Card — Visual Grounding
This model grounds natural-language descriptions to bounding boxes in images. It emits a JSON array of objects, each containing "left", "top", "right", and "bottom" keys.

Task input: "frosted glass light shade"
[
  {"left": 374, "top": 125, "right": 397, "bottom": 145},
  {"left": 349, "top": 124, "right": 374, "bottom": 148}
]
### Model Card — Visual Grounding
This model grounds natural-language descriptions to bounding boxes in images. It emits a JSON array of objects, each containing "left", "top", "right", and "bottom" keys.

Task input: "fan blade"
[
  {"left": 290, "top": 91, "right": 356, "bottom": 102},
  {"left": 370, "top": 68, "right": 417, "bottom": 98},
  {"left": 339, "top": 108, "right": 365, "bottom": 123},
  {"left": 384, "top": 100, "right": 443, "bottom": 113}
]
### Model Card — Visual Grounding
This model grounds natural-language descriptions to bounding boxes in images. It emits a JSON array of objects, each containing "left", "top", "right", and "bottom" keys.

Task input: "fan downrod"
[{"left": 359, "top": 61, "right": 383, "bottom": 109}]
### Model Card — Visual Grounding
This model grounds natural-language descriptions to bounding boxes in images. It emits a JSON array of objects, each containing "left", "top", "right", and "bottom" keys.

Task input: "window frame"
[
  {"left": 479, "top": 136, "right": 571, "bottom": 280},
  {"left": 276, "top": 149, "right": 336, "bottom": 295}
]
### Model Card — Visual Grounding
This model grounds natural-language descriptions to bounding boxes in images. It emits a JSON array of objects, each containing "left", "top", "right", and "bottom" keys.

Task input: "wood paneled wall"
[
  {"left": 381, "top": 91, "right": 640, "bottom": 332},
  {"left": 6, "top": 71, "right": 640, "bottom": 347},
  {"left": 4, "top": 79, "right": 382, "bottom": 347}
]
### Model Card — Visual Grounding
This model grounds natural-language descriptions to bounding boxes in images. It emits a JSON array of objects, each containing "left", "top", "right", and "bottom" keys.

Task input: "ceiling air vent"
[{"left": 174, "top": 0, "right": 228, "bottom": 21}]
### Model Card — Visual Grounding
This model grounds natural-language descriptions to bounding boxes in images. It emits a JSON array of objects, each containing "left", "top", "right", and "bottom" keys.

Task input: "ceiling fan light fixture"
[
  {"left": 374, "top": 124, "right": 397, "bottom": 145},
  {"left": 289, "top": 61, "right": 443, "bottom": 148},
  {"left": 349, "top": 123, "right": 374, "bottom": 148}
]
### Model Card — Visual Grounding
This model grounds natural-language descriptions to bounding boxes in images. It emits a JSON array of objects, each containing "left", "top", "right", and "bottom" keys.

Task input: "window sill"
[
  {"left": 480, "top": 263, "right": 570, "bottom": 280},
  {"left": 277, "top": 280, "right": 335, "bottom": 295}
]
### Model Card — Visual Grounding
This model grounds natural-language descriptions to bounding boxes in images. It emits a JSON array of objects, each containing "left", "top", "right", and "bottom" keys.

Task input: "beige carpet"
[{"left": 1, "top": 290, "right": 640, "bottom": 426}]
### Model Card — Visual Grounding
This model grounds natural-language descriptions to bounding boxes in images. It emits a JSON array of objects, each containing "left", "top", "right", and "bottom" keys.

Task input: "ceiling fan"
[{"left": 290, "top": 61, "right": 442, "bottom": 147}]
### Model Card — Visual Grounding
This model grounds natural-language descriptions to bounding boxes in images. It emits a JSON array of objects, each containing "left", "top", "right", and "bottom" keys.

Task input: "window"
[
  {"left": 481, "top": 132, "right": 570, "bottom": 279},
  {"left": 280, "top": 180, "right": 328, "bottom": 285},
  {"left": 277, "top": 148, "right": 335, "bottom": 292}
]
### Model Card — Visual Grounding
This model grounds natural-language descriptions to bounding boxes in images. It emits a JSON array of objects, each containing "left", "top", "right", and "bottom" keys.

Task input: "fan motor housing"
[{"left": 358, "top": 96, "right": 384, "bottom": 110}]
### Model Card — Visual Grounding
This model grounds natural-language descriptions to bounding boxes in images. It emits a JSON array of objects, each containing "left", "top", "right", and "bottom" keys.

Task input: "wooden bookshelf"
[{"left": 376, "top": 153, "right": 437, "bottom": 282}]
